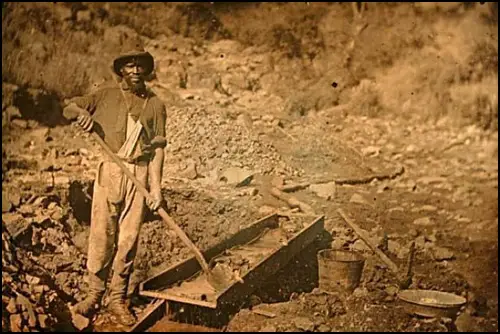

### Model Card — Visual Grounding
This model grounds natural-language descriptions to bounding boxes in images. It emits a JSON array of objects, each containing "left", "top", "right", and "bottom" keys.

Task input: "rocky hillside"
[{"left": 2, "top": 2, "right": 498, "bottom": 128}]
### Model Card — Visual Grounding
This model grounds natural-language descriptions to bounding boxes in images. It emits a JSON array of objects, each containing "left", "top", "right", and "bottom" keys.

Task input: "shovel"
[
  {"left": 337, "top": 208, "right": 415, "bottom": 289},
  {"left": 63, "top": 108, "right": 232, "bottom": 291}
]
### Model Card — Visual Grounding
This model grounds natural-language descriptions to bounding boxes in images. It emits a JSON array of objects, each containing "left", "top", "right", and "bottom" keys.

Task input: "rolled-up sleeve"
[
  {"left": 68, "top": 89, "right": 105, "bottom": 114},
  {"left": 150, "top": 101, "right": 167, "bottom": 149}
]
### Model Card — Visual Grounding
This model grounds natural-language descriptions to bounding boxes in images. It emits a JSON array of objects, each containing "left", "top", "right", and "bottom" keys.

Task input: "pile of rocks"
[
  {"left": 2, "top": 226, "right": 68, "bottom": 332},
  {"left": 2, "top": 186, "right": 90, "bottom": 329},
  {"left": 162, "top": 101, "right": 299, "bottom": 182}
]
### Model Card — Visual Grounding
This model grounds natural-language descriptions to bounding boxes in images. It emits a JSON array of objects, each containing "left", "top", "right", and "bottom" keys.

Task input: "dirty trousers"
[{"left": 86, "top": 159, "right": 148, "bottom": 299}]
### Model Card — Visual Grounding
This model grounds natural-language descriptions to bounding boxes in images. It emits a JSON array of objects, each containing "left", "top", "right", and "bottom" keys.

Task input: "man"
[{"left": 63, "top": 43, "right": 167, "bottom": 326}]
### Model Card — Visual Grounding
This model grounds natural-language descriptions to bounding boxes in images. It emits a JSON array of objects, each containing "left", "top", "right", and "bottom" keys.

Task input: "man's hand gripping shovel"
[{"left": 63, "top": 107, "right": 236, "bottom": 293}]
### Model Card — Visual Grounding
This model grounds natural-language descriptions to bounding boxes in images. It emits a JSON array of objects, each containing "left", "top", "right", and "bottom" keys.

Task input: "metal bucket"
[{"left": 318, "top": 249, "right": 365, "bottom": 293}]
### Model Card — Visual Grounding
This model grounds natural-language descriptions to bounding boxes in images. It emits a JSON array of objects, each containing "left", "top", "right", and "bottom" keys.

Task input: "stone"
[
  {"left": 413, "top": 217, "right": 434, "bottom": 226},
  {"left": 388, "top": 207, "right": 404, "bottom": 213},
  {"left": 70, "top": 306, "right": 90, "bottom": 331},
  {"left": 352, "top": 287, "right": 369, "bottom": 298},
  {"left": 408, "top": 228, "right": 419, "bottom": 238},
  {"left": 2, "top": 212, "right": 25, "bottom": 231},
  {"left": 293, "top": 317, "right": 315, "bottom": 332},
  {"left": 6, "top": 105, "right": 22, "bottom": 119},
  {"left": 271, "top": 119, "right": 282, "bottom": 127},
  {"left": 403, "top": 159, "right": 418, "bottom": 167},
  {"left": 37, "top": 314, "right": 49, "bottom": 329},
  {"left": 47, "top": 202, "right": 58, "bottom": 210},
  {"left": 78, "top": 148, "right": 90, "bottom": 156},
  {"left": 432, "top": 246, "right": 455, "bottom": 261},
  {"left": 28, "top": 120, "right": 40, "bottom": 129},
  {"left": 384, "top": 285, "right": 399, "bottom": 297},
  {"left": 27, "top": 313, "right": 37, "bottom": 328},
  {"left": 12, "top": 119, "right": 28, "bottom": 129},
  {"left": 258, "top": 206, "right": 276, "bottom": 216},
  {"left": 262, "top": 115, "right": 274, "bottom": 122},
  {"left": 220, "top": 167, "right": 254, "bottom": 187},
  {"left": 388, "top": 240, "right": 402, "bottom": 255},
  {"left": 53, "top": 176, "right": 71, "bottom": 186},
  {"left": 10, "top": 314, "right": 23, "bottom": 332},
  {"left": 384, "top": 295, "right": 395, "bottom": 302},
  {"left": 181, "top": 160, "right": 199, "bottom": 180},
  {"left": 385, "top": 143, "right": 396, "bottom": 151},
  {"left": 271, "top": 176, "right": 285, "bottom": 188},
  {"left": 9, "top": 193, "right": 22, "bottom": 208},
  {"left": 6, "top": 298, "right": 18, "bottom": 314},
  {"left": 349, "top": 193, "right": 371, "bottom": 206},
  {"left": 33, "top": 285, "right": 45, "bottom": 294},
  {"left": 309, "top": 182, "right": 336, "bottom": 200},
  {"left": 2, "top": 192, "right": 12, "bottom": 212},
  {"left": 76, "top": 10, "right": 92, "bottom": 22},
  {"left": 331, "top": 238, "right": 345, "bottom": 250},
  {"left": 25, "top": 274, "right": 40, "bottom": 285},
  {"left": 472, "top": 198, "right": 484, "bottom": 207},
  {"left": 72, "top": 230, "right": 90, "bottom": 256},
  {"left": 420, "top": 205, "right": 438, "bottom": 212},
  {"left": 236, "top": 113, "right": 252, "bottom": 127},
  {"left": 405, "top": 144, "right": 417, "bottom": 152},
  {"left": 29, "top": 127, "right": 50, "bottom": 141},
  {"left": 457, "top": 217, "right": 472, "bottom": 223},
  {"left": 361, "top": 146, "right": 380, "bottom": 157},
  {"left": 426, "top": 232, "right": 437, "bottom": 243},
  {"left": 247, "top": 187, "right": 259, "bottom": 196},
  {"left": 417, "top": 176, "right": 447, "bottom": 185}
]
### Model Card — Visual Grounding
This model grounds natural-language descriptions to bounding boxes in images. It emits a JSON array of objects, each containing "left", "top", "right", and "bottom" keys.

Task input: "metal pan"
[{"left": 397, "top": 289, "right": 467, "bottom": 320}]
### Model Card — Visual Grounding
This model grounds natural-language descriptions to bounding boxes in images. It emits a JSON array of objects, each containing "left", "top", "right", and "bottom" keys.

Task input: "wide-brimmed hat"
[{"left": 113, "top": 47, "right": 154, "bottom": 77}]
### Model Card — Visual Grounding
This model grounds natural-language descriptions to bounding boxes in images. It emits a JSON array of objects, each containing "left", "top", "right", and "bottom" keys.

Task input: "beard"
[{"left": 124, "top": 75, "right": 146, "bottom": 93}]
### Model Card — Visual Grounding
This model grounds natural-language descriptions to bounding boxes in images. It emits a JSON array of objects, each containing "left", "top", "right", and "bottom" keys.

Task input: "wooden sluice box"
[{"left": 130, "top": 213, "right": 325, "bottom": 332}]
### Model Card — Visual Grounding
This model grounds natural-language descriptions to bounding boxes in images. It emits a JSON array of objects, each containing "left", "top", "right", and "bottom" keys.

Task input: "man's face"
[{"left": 121, "top": 59, "right": 145, "bottom": 90}]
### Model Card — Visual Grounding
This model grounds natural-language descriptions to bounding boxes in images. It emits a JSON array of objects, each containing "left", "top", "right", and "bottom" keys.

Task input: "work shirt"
[{"left": 68, "top": 81, "right": 167, "bottom": 162}]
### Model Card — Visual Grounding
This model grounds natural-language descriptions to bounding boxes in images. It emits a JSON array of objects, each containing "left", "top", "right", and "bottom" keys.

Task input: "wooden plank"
[
  {"left": 140, "top": 213, "right": 279, "bottom": 293},
  {"left": 251, "top": 308, "right": 276, "bottom": 318},
  {"left": 128, "top": 299, "right": 167, "bottom": 333},
  {"left": 140, "top": 291, "right": 218, "bottom": 309}
]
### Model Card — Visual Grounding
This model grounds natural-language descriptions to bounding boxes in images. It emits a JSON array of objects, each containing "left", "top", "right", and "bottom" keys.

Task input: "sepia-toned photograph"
[{"left": 2, "top": 2, "right": 498, "bottom": 332}]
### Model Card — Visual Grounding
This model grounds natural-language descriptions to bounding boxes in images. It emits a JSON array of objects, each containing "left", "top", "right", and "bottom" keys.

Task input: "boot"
[
  {"left": 107, "top": 294, "right": 136, "bottom": 326},
  {"left": 73, "top": 274, "right": 106, "bottom": 317},
  {"left": 107, "top": 251, "right": 137, "bottom": 326},
  {"left": 73, "top": 291, "right": 104, "bottom": 317}
]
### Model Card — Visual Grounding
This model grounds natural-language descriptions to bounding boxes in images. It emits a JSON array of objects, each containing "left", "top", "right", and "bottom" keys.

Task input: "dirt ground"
[{"left": 2, "top": 2, "right": 498, "bottom": 332}]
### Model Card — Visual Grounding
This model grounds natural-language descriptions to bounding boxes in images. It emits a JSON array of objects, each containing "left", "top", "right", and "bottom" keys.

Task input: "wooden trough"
[{"left": 130, "top": 213, "right": 325, "bottom": 332}]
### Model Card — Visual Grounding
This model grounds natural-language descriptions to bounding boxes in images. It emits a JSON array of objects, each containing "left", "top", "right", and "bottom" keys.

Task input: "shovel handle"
[
  {"left": 156, "top": 207, "right": 211, "bottom": 274},
  {"left": 337, "top": 208, "right": 400, "bottom": 274},
  {"left": 89, "top": 132, "right": 211, "bottom": 275}
]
